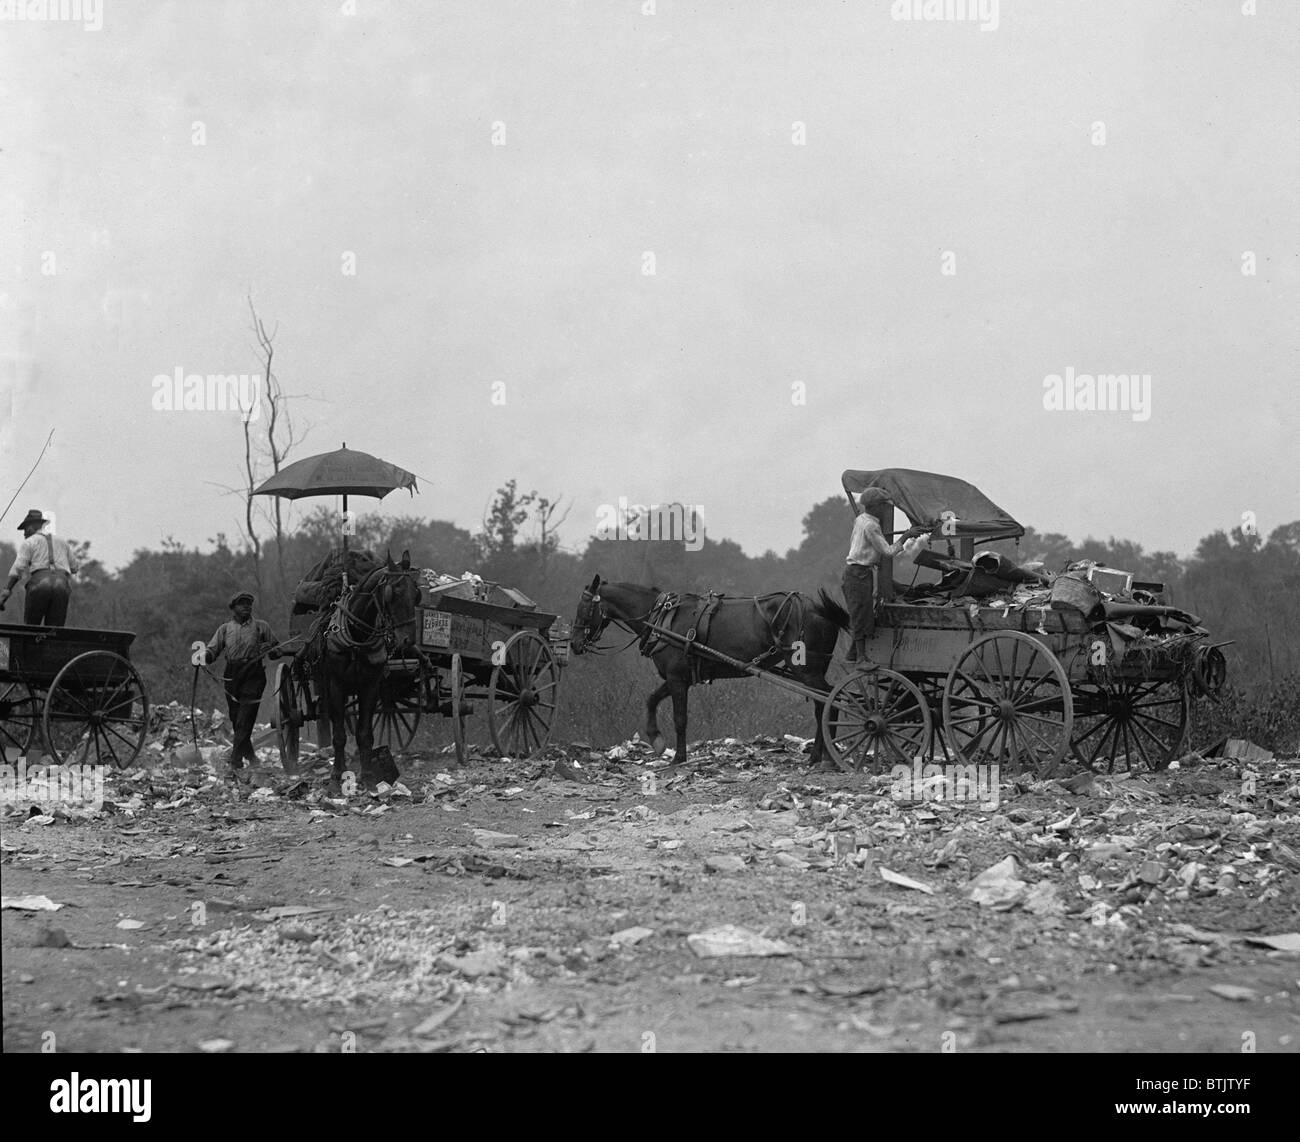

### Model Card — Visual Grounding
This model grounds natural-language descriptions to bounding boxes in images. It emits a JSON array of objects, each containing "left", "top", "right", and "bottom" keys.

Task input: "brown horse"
[
  {"left": 314, "top": 551, "right": 422, "bottom": 791},
  {"left": 570, "top": 575, "right": 846, "bottom": 767}
]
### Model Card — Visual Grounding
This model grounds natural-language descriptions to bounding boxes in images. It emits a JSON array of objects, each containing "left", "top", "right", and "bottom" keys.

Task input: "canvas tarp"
[{"left": 841, "top": 468, "right": 1025, "bottom": 543}]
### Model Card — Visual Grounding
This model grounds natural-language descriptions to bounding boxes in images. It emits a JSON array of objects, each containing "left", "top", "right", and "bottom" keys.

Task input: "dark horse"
[
  {"left": 570, "top": 576, "right": 847, "bottom": 767},
  {"left": 314, "top": 551, "right": 422, "bottom": 790}
]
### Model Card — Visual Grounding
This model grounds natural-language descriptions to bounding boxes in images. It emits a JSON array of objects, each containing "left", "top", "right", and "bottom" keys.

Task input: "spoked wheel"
[
  {"left": 0, "top": 680, "right": 38, "bottom": 763},
  {"left": 274, "top": 662, "right": 304, "bottom": 772},
  {"left": 916, "top": 675, "right": 946, "bottom": 761},
  {"left": 449, "top": 652, "right": 467, "bottom": 765},
  {"left": 822, "top": 668, "right": 932, "bottom": 772},
  {"left": 43, "top": 651, "right": 149, "bottom": 768},
  {"left": 488, "top": 630, "right": 560, "bottom": 758},
  {"left": 375, "top": 659, "right": 423, "bottom": 754},
  {"left": 1071, "top": 679, "right": 1190, "bottom": 772},
  {"left": 942, "top": 632, "right": 1072, "bottom": 777}
]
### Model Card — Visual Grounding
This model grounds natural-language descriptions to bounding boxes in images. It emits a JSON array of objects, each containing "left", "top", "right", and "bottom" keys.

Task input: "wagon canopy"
[{"left": 841, "top": 468, "right": 1024, "bottom": 544}]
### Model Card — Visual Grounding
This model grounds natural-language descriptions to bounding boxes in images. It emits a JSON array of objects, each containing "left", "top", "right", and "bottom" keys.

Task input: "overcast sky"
[{"left": 3, "top": 0, "right": 1296, "bottom": 571}]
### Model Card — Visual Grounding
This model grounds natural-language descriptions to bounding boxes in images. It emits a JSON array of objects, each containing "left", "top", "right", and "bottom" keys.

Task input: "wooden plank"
[
  {"left": 424, "top": 595, "right": 555, "bottom": 631},
  {"left": 878, "top": 602, "right": 1090, "bottom": 634},
  {"left": 865, "top": 615, "right": 1092, "bottom": 676}
]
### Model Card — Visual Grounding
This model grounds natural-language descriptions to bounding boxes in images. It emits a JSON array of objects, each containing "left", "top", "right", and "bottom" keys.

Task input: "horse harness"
[
  {"left": 639, "top": 590, "right": 808, "bottom": 683},
  {"left": 294, "top": 567, "right": 420, "bottom": 670}
]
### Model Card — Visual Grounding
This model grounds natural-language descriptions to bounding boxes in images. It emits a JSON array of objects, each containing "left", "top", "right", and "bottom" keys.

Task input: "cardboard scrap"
[
  {"left": 3, "top": 895, "right": 62, "bottom": 911},
  {"left": 878, "top": 866, "right": 935, "bottom": 895},
  {"left": 686, "top": 925, "right": 793, "bottom": 958},
  {"left": 967, "top": 856, "right": 1028, "bottom": 909}
]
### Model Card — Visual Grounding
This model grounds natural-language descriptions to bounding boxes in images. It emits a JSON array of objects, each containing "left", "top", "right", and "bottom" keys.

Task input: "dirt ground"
[{"left": 3, "top": 731, "right": 1298, "bottom": 1055}]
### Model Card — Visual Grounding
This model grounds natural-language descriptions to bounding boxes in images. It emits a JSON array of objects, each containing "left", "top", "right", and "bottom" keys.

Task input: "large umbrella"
[{"left": 252, "top": 443, "right": 419, "bottom": 567}]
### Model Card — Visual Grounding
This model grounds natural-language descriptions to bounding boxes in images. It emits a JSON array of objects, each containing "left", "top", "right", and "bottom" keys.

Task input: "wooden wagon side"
[
  {"left": 826, "top": 599, "right": 1204, "bottom": 775},
  {"left": 0, "top": 623, "right": 149, "bottom": 767},
  {"left": 415, "top": 594, "right": 565, "bottom": 762}
]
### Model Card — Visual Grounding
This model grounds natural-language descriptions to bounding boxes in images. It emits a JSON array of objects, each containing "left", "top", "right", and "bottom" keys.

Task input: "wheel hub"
[{"left": 998, "top": 699, "right": 1017, "bottom": 720}]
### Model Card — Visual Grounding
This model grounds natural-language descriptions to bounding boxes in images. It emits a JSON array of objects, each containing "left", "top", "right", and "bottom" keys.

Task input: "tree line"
[{"left": 2, "top": 484, "right": 1295, "bottom": 734}]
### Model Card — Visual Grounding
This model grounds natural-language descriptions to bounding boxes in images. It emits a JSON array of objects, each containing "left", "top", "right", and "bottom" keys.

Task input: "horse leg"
[
  {"left": 644, "top": 679, "right": 672, "bottom": 753},
  {"left": 668, "top": 678, "right": 690, "bottom": 764},
  {"left": 809, "top": 696, "right": 827, "bottom": 768},
  {"left": 355, "top": 676, "right": 377, "bottom": 779},
  {"left": 328, "top": 671, "right": 349, "bottom": 783}
]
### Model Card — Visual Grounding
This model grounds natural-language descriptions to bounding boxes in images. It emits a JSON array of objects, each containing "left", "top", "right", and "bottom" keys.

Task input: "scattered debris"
[
  {"left": 878, "top": 866, "right": 935, "bottom": 895},
  {"left": 1208, "top": 984, "right": 1258, "bottom": 1002},
  {"left": 3, "top": 895, "right": 63, "bottom": 911},
  {"left": 967, "top": 856, "right": 1029, "bottom": 910},
  {"left": 686, "top": 925, "right": 794, "bottom": 958}
]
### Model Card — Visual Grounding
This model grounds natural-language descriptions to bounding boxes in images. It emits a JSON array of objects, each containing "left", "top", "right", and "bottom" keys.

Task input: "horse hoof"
[{"left": 651, "top": 737, "right": 666, "bottom": 755}]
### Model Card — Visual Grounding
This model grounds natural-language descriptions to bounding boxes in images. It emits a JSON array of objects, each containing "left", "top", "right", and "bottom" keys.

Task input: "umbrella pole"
[{"left": 342, "top": 492, "right": 349, "bottom": 589}]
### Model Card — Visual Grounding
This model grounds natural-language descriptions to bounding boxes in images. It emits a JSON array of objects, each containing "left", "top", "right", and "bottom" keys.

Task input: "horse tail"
[{"left": 813, "top": 588, "right": 850, "bottom": 631}]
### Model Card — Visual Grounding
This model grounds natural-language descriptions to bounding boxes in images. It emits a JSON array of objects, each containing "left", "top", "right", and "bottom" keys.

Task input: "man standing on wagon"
[
  {"left": 0, "top": 509, "right": 78, "bottom": 626},
  {"left": 203, "top": 591, "right": 282, "bottom": 771},
  {"left": 844, "top": 489, "right": 930, "bottom": 668}
]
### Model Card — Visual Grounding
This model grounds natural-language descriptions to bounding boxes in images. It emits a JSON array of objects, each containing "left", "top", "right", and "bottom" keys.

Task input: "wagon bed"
[
  {"left": 814, "top": 468, "right": 1224, "bottom": 775},
  {"left": 275, "top": 571, "right": 568, "bottom": 768},
  {"left": 0, "top": 622, "right": 150, "bottom": 767}
]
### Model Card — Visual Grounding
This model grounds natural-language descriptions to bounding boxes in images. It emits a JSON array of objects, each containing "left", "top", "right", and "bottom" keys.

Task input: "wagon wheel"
[
  {"left": 1070, "top": 679, "right": 1189, "bottom": 773},
  {"left": 822, "top": 669, "right": 932, "bottom": 772},
  {"left": 942, "top": 632, "right": 1072, "bottom": 777},
  {"left": 42, "top": 651, "right": 149, "bottom": 768},
  {"left": 274, "top": 662, "right": 303, "bottom": 772},
  {"left": 916, "top": 675, "right": 947, "bottom": 761},
  {"left": 0, "top": 681, "right": 38, "bottom": 763},
  {"left": 488, "top": 630, "right": 560, "bottom": 758},
  {"left": 449, "top": 652, "right": 467, "bottom": 765},
  {"left": 376, "top": 659, "right": 423, "bottom": 753},
  {"left": 344, "top": 664, "right": 423, "bottom": 755}
]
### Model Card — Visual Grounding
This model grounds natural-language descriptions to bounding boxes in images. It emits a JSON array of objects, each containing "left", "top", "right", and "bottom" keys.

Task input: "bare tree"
[{"left": 241, "top": 295, "right": 304, "bottom": 598}]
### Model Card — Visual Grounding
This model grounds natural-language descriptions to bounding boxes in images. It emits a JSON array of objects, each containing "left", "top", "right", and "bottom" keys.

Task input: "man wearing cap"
[
  {"left": 1, "top": 510, "right": 79, "bottom": 626},
  {"left": 204, "top": 592, "right": 282, "bottom": 770},
  {"left": 844, "top": 489, "right": 931, "bottom": 667}
]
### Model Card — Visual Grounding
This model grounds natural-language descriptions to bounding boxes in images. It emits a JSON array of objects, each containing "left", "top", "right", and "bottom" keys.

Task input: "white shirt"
[
  {"left": 9, "top": 532, "right": 78, "bottom": 577},
  {"left": 846, "top": 514, "right": 927, "bottom": 567}
]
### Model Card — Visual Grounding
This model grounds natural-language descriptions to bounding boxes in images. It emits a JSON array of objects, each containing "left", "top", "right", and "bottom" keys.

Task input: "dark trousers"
[
  {"left": 842, "top": 563, "right": 878, "bottom": 660},
  {"left": 224, "top": 660, "right": 267, "bottom": 766},
  {"left": 24, "top": 572, "right": 71, "bottom": 626}
]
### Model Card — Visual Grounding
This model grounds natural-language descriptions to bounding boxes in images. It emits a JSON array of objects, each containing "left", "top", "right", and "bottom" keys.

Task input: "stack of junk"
[{"left": 900, "top": 548, "right": 1211, "bottom": 670}]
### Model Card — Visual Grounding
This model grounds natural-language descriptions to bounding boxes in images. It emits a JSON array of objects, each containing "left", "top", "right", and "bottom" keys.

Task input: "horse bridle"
[
  {"left": 331, "top": 566, "right": 422, "bottom": 653},
  {"left": 573, "top": 586, "right": 644, "bottom": 656}
]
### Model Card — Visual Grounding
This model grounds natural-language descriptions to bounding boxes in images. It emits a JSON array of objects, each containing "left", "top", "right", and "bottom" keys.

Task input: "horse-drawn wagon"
[
  {"left": 818, "top": 468, "right": 1227, "bottom": 775},
  {"left": 274, "top": 563, "right": 568, "bottom": 769},
  {"left": 0, "top": 622, "right": 150, "bottom": 767},
  {"left": 571, "top": 468, "right": 1226, "bottom": 778}
]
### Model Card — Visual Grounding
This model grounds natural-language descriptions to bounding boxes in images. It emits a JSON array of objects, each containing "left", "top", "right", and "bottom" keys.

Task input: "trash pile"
[
  {"left": 145, "top": 700, "right": 230, "bottom": 753},
  {"left": 419, "top": 569, "right": 536, "bottom": 610}
]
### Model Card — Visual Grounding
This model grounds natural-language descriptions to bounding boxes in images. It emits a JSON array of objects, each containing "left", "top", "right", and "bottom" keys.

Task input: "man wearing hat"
[
  {"left": 203, "top": 591, "right": 282, "bottom": 770},
  {"left": 844, "top": 489, "right": 931, "bottom": 667},
  {"left": 1, "top": 510, "right": 79, "bottom": 626}
]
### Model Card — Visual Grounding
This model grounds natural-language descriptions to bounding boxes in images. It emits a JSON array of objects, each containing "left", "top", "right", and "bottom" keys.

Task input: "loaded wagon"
[
  {"left": 608, "top": 467, "right": 1226, "bottom": 778},
  {"left": 818, "top": 468, "right": 1227, "bottom": 775},
  {"left": 0, "top": 623, "right": 150, "bottom": 767},
  {"left": 274, "top": 569, "right": 568, "bottom": 768}
]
